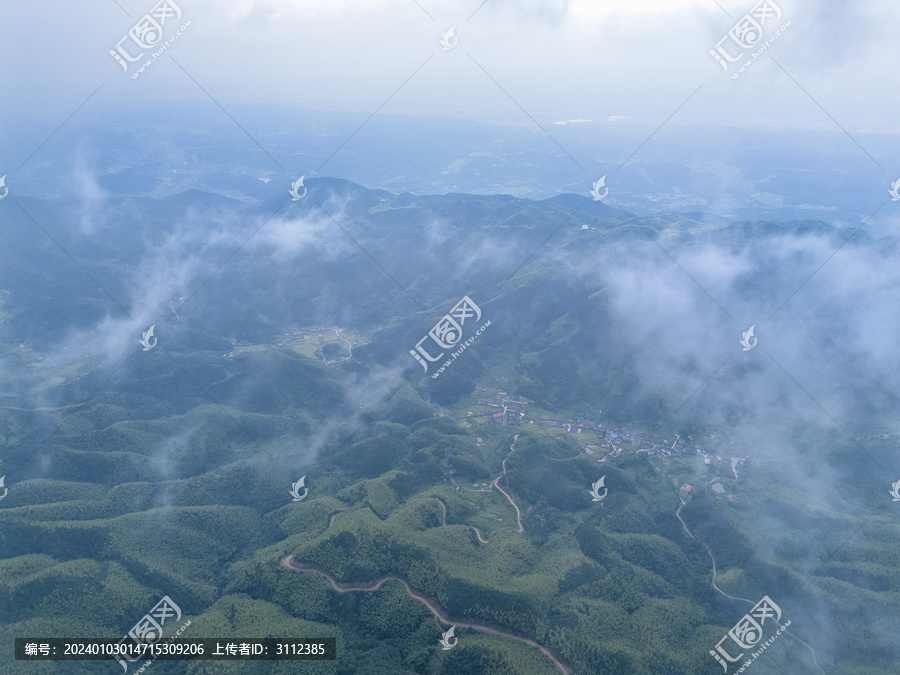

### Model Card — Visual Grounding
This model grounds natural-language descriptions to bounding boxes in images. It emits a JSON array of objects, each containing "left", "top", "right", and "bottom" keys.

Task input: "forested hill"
[{"left": 0, "top": 183, "right": 898, "bottom": 673}]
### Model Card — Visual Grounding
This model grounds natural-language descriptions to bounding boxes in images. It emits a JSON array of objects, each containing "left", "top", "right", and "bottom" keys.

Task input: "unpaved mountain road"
[
  {"left": 280, "top": 555, "right": 570, "bottom": 674},
  {"left": 437, "top": 498, "right": 447, "bottom": 526},
  {"left": 675, "top": 498, "right": 825, "bottom": 674},
  {"left": 492, "top": 434, "right": 524, "bottom": 532}
]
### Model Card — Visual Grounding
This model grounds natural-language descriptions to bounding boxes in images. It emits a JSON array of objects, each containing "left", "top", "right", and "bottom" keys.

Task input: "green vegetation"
[
  {"left": 2, "top": 346, "right": 897, "bottom": 672},
  {"left": 1, "top": 188, "right": 898, "bottom": 673}
]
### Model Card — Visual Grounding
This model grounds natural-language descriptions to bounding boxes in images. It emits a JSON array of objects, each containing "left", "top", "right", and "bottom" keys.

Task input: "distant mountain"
[{"left": 1, "top": 181, "right": 899, "bottom": 673}]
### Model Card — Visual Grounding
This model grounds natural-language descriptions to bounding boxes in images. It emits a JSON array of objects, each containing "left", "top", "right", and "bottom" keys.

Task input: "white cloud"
[
  {"left": 569, "top": 0, "right": 707, "bottom": 22},
  {"left": 5, "top": 0, "right": 898, "bottom": 133}
]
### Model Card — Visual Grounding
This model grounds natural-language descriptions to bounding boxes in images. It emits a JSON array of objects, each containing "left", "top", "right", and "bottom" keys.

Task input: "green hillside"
[{"left": 1, "top": 185, "right": 898, "bottom": 673}]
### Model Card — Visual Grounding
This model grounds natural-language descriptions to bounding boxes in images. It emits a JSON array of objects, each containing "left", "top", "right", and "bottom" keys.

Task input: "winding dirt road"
[
  {"left": 281, "top": 555, "right": 570, "bottom": 674},
  {"left": 471, "top": 526, "right": 488, "bottom": 543},
  {"left": 334, "top": 328, "right": 352, "bottom": 356},
  {"left": 676, "top": 498, "right": 750, "bottom": 603},
  {"left": 436, "top": 497, "right": 487, "bottom": 542},
  {"left": 437, "top": 498, "right": 447, "bottom": 527},
  {"left": 675, "top": 498, "right": 825, "bottom": 674},
  {"left": 492, "top": 434, "right": 524, "bottom": 533}
]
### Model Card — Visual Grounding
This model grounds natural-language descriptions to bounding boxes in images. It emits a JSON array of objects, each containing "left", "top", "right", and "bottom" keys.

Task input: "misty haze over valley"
[{"left": 1, "top": 1, "right": 899, "bottom": 673}]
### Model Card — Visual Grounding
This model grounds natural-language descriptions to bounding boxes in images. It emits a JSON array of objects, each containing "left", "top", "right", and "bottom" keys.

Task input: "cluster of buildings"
[
  {"left": 477, "top": 396, "right": 695, "bottom": 459},
  {"left": 477, "top": 393, "right": 533, "bottom": 407},
  {"left": 221, "top": 335, "right": 249, "bottom": 359},
  {"left": 470, "top": 392, "right": 754, "bottom": 488},
  {"left": 475, "top": 393, "right": 700, "bottom": 461},
  {"left": 470, "top": 390, "right": 754, "bottom": 503},
  {"left": 274, "top": 324, "right": 319, "bottom": 347},
  {"left": 600, "top": 437, "right": 696, "bottom": 463},
  {"left": 313, "top": 349, "right": 351, "bottom": 368},
  {"left": 268, "top": 325, "right": 353, "bottom": 368}
]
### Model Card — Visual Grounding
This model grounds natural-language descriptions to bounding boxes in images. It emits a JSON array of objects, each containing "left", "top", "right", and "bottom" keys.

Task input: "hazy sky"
[
  {"left": 2, "top": 0, "right": 898, "bottom": 131},
  {"left": 2, "top": 0, "right": 899, "bottom": 229}
]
